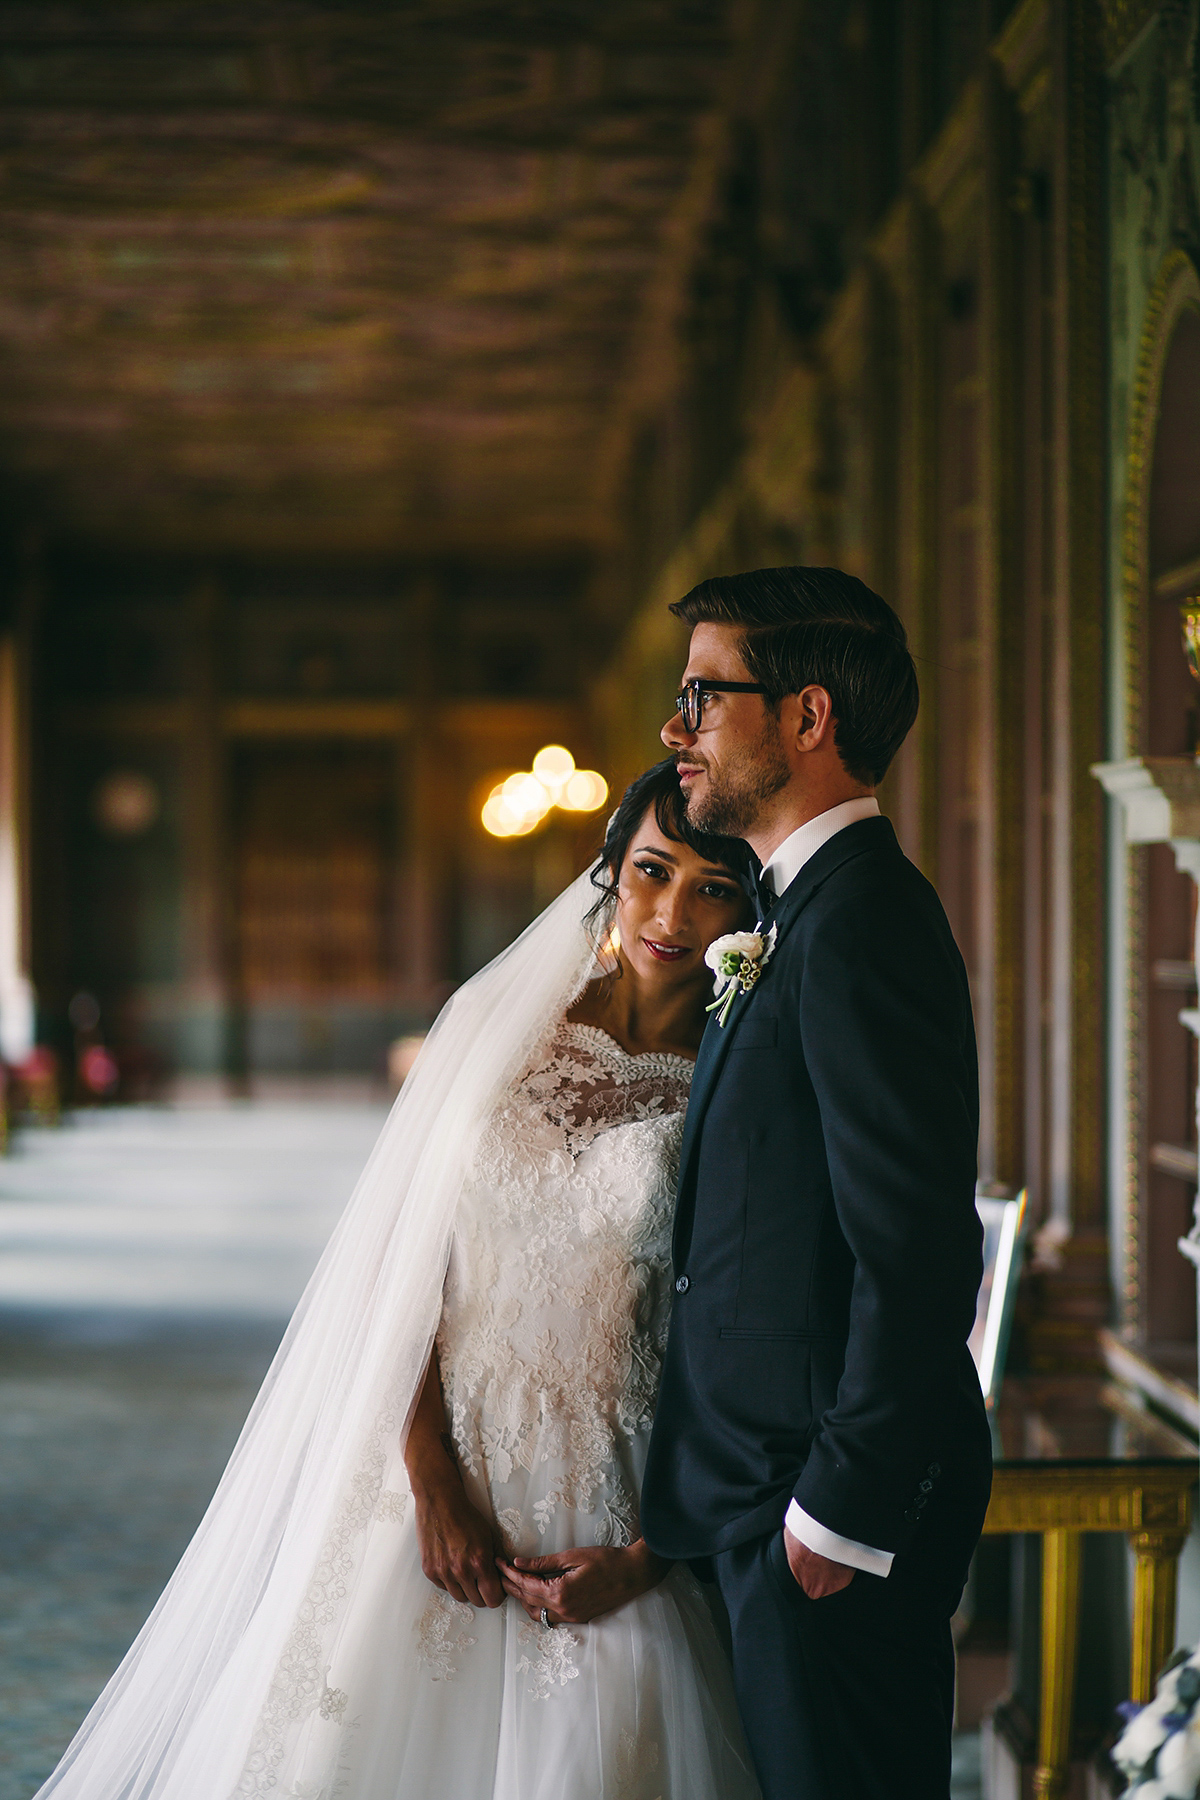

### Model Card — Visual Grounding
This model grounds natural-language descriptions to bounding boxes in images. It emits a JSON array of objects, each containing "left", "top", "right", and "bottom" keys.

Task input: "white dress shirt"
[
  {"left": 759, "top": 795, "right": 895, "bottom": 1579},
  {"left": 759, "top": 794, "right": 880, "bottom": 904}
]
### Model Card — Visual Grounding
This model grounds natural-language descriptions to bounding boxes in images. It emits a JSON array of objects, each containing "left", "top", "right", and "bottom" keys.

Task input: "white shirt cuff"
[{"left": 784, "top": 1500, "right": 894, "bottom": 1578}]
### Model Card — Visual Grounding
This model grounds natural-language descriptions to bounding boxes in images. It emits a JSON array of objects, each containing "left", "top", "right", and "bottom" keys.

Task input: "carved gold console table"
[{"left": 986, "top": 1377, "right": 1197, "bottom": 1799}]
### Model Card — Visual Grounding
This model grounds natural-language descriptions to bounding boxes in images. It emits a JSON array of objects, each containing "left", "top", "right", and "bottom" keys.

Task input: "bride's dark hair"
[{"left": 586, "top": 758, "right": 753, "bottom": 942}]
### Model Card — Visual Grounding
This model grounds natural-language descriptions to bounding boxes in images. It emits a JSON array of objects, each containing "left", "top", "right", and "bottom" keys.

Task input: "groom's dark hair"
[{"left": 671, "top": 566, "right": 919, "bottom": 786}]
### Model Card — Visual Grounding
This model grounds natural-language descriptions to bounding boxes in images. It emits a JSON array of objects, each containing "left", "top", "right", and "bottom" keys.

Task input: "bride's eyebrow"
[{"left": 633, "top": 843, "right": 677, "bottom": 861}]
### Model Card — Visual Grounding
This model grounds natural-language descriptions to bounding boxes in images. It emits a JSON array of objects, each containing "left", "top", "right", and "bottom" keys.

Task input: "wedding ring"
[{"left": 539, "top": 1606, "right": 552, "bottom": 1628}]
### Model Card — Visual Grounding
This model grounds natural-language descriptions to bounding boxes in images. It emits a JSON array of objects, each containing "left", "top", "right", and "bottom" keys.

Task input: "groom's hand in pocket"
[
  {"left": 498, "top": 1540, "right": 672, "bottom": 1625},
  {"left": 783, "top": 1524, "right": 856, "bottom": 1599}
]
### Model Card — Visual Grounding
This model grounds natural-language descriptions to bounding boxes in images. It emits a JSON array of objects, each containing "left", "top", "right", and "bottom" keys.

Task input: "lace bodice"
[
  {"left": 436, "top": 1021, "right": 692, "bottom": 1560},
  {"left": 505, "top": 1020, "right": 695, "bottom": 1157}
]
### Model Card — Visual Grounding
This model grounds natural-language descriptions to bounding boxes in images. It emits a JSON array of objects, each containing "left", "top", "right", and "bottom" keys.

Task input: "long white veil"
[{"left": 38, "top": 872, "right": 601, "bottom": 1800}]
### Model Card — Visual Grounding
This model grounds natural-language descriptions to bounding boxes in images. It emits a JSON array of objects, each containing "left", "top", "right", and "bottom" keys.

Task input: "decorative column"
[
  {"left": 1092, "top": 745, "right": 1200, "bottom": 1338},
  {"left": 1130, "top": 1521, "right": 1192, "bottom": 1701},
  {"left": 402, "top": 572, "right": 447, "bottom": 1014},
  {"left": 180, "top": 577, "right": 237, "bottom": 1081}
]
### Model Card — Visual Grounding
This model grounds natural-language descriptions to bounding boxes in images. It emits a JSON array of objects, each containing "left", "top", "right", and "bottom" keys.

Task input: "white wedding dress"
[{"left": 278, "top": 1020, "right": 760, "bottom": 1800}]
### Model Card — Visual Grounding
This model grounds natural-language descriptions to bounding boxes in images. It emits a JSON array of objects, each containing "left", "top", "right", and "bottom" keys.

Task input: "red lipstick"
[{"left": 643, "top": 939, "right": 689, "bottom": 962}]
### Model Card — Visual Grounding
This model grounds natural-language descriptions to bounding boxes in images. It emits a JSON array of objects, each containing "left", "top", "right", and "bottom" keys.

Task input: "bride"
[{"left": 38, "top": 759, "right": 762, "bottom": 1800}]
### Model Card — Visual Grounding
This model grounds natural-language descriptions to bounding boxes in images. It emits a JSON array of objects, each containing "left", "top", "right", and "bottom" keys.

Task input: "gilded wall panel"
[{"left": 1105, "top": 0, "right": 1200, "bottom": 1335}]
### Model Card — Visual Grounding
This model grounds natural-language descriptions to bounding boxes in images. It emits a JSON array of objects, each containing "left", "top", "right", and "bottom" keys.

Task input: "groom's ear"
[{"left": 789, "top": 684, "right": 836, "bottom": 752}]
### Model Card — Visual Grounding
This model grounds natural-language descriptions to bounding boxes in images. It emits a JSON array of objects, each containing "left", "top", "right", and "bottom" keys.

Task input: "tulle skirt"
[{"left": 280, "top": 1508, "right": 761, "bottom": 1800}]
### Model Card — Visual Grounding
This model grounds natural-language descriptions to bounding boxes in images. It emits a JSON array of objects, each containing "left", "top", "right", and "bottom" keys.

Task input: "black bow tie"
[{"left": 750, "top": 864, "right": 775, "bottom": 924}]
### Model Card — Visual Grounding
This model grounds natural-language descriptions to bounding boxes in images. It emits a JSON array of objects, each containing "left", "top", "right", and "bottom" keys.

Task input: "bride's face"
[{"left": 613, "top": 805, "right": 751, "bottom": 992}]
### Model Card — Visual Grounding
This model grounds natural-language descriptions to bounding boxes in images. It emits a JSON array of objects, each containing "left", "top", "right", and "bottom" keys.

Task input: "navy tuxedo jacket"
[{"left": 641, "top": 815, "right": 992, "bottom": 1564}]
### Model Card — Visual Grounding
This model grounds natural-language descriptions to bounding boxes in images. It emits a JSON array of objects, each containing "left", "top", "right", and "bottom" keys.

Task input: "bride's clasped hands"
[
  {"left": 498, "top": 1541, "right": 673, "bottom": 1626},
  {"left": 406, "top": 1375, "right": 672, "bottom": 1625}
]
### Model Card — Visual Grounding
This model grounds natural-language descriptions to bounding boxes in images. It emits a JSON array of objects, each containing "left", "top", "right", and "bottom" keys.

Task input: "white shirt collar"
[{"left": 761, "top": 796, "right": 881, "bottom": 902}]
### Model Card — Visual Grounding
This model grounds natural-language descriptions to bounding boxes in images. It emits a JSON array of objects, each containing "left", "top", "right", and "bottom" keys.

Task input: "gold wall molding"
[
  {"left": 1058, "top": 0, "right": 1110, "bottom": 1234},
  {"left": 820, "top": 261, "right": 872, "bottom": 374},
  {"left": 993, "top": 0, "right": 1050, "bottom": 106},
  {"left": 1124, "top": 841, "right": 1148, "bottom": 1328},
  {"left": 913, "top": 75, "right": 984, "bottom": 219},
  {"left": 987, "top": 1462, "right": 1193, "bottom": 1532},
  {"left": 1153, "top": 550, "right": 1200, "bottom": 595},
  {"left": 1104, "top": 0, "right": 1165, "bottom": 67},
  {"left": 1121, "top": 248, "right": 1200, "bottom": 757},
  {"left": 1117, "top": 246, "right": 1200, "bottom": 1331},
  {"left": 869, "top": 186, "right": 913, "bottom": 283}
]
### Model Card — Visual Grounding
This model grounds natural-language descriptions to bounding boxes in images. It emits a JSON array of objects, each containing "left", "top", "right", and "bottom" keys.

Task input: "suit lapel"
[
  {"left": 674, "top": 815, "right": 897, "bottom": 1259},
  {"left": 676, "top": 988, "right": 742, "bottom": 1183}
]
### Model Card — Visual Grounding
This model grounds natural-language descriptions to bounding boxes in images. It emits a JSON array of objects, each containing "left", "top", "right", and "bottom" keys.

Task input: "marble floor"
[
  {"left": 0, "top": 1318, "right": 279, "bottom": 1797},
  {"left": 951, "top": 1730, "right": 983, "bottom": 1798},
  {"left": 0, "top": 1102, "right": 385, "bottom": 1799},
  {"left": 0, "top": 1101, "right": 984, "bottom": 1800}
]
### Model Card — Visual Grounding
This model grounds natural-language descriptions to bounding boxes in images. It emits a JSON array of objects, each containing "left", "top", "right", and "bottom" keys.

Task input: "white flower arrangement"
[
  {"left": 704, "top": 924, "right": 778, "bottom": 1027},
  {"left": 1112, "top": 1649, "right": 1200, "bottom": 1796}
]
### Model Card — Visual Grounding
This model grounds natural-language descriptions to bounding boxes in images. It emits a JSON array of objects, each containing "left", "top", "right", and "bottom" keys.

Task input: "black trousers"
[{"left": 713, "top": 1530, "right": 964, "bottom": 1800}]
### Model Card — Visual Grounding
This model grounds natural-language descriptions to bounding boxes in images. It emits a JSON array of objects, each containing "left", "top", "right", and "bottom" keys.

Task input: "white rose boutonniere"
[{"left": 704, "top": 924, "right": 778, "bottom": 1027}]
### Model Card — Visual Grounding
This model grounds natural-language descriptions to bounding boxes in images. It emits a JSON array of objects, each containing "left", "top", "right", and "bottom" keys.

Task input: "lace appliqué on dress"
[
  {"left": 317, "top": 1680, "right": 350, "bottom": 1723},
  {"left": 237, "top": 1409, "right": 409, "bottom": 1794},
  {"left": 415, "top": 1589, "right": 480, "bottom": 1681},
  {"left": 515, "top": 1022, "right": 692, "bottom": 1157},
  {"left": 617, "top": 1723, "right": 663, "bottom": 1800},
  {"left": 515, "top": 1617, "right": 583, "bottom": 1701},
  {"left": 374, "top": 1489, "right": 408, "bottom": 1523}
]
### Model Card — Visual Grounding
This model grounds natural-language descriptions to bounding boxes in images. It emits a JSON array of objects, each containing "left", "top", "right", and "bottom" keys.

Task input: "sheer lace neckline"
[{"left": 559, "top": 1019, "right": 696, "bottom": 1070}]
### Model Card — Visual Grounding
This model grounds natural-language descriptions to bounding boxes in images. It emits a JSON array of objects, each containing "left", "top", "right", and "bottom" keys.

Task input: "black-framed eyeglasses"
[{"left": 674, "top": 677, "right": 767, "bottom": 733}]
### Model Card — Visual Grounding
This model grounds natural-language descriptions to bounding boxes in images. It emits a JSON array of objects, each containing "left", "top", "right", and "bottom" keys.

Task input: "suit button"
[
  {"left": 919, "top": 1479, "right": 934, "bottom": 1493},
  {"left": 903, "top": 1508, "right": 918, "bottom": 1523},
  {"left": 675, "top": 1275, "right": 690, "bottom": 1294},
  {"left": 928, "top": 1463, "right": 941, "bottom": 1478}
]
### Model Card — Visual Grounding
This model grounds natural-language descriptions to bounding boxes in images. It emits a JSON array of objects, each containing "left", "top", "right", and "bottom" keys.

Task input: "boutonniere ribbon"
[{"left": 704, "top": 924, "right": 778, "bottom": 1027}]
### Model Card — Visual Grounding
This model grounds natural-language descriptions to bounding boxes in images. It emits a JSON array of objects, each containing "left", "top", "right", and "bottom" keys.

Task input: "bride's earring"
[{"left": 597, "top": 892, "right": 622, "bottom": 984}]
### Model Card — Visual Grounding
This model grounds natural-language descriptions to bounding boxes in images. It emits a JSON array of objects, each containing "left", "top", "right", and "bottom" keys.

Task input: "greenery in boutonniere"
[{"left": 704, "top": 925, "right": 778, "bottom": 1027}]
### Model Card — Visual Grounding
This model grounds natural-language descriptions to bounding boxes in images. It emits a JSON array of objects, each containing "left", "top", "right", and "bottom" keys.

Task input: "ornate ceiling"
[{"left": 0, "top": 3, "right": 741, "bottom": 558}]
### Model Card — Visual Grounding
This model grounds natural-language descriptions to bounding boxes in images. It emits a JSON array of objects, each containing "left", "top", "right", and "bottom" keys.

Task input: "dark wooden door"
[{"left": 231, "top": 743, "right": 397, "bottom": 1071}]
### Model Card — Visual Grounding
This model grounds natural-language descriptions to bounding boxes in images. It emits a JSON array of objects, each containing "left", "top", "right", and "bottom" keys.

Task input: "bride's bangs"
[{"left": 584, "top": 760, "right": 752, "bottom": 948}]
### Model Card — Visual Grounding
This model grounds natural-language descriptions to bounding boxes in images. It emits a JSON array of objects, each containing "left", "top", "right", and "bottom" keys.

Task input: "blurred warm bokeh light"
[{"left": 481, "top": 746, "right": 608, "bottom": 839}]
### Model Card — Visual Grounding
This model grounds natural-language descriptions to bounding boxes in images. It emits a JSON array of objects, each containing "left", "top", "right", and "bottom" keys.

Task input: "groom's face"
[{"left": 662, "top": 623, "right": 790, "bottom": 838}]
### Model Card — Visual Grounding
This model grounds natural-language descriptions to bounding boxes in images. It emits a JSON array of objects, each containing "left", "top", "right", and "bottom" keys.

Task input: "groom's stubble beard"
[{"left": 680, "top": 714, "right": 791, "bottom": 838}]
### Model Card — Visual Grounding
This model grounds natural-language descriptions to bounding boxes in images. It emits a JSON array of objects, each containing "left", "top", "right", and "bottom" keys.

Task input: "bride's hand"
[
  {"left": 497, "top": 1540, "right": 672, "bottom": 1625},
  {"left": 412, "top": 1475, "right": 506, "bottom": 1609},
  {"left": 404, "top": 1349, "right": 504, "bottom": 1608}
]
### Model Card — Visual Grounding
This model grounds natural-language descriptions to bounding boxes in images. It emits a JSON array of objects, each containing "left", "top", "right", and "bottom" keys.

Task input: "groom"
[{"left": 641, "top": 567, "right": 992, "bottom": 1800}]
